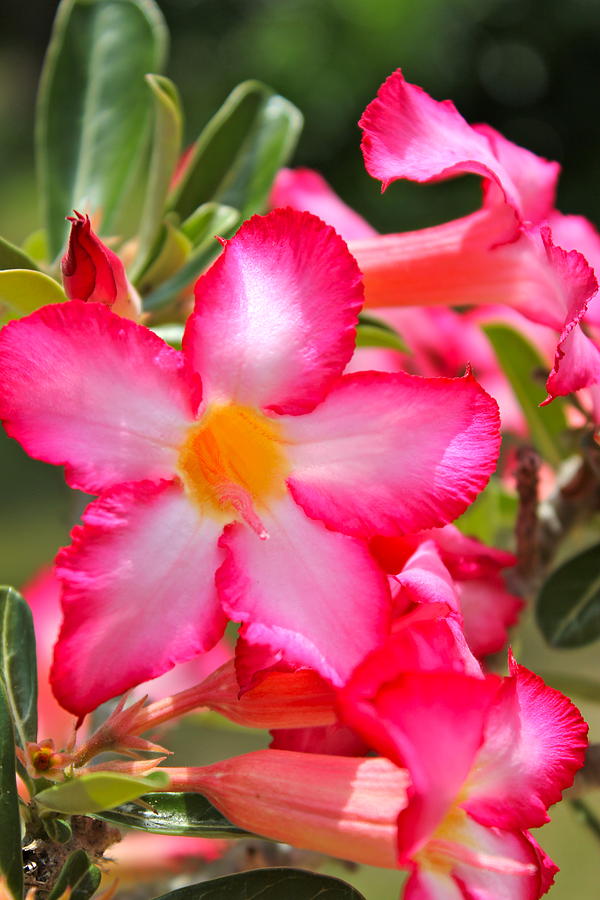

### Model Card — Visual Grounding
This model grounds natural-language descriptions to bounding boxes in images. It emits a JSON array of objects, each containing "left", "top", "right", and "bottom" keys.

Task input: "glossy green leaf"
[
  {"left": 0, "top": 586, "right": 37, "bottom": 748},
  {"left": 167, "top": 80, "right": 302, "bottom": 221},
  {"left": 356, "top": 312, "right": 410, "bottom": 354},
  {"left": 36, "top": 770, "right": 169, "bottom": 815},
  {"left": 143, "top": 204, "right": 240, "bottom": 311},
  {"left": 0, "top": 269, "right": 66, "bottom": 326},
  {"left": 0, "top": 681, "right": 23, "bottom": 900},
  {"left": 95, "top": 791, "right": 250, "bottom": 838},
  {"left": 36, "top": 0, "right": 168, "bottom": 259},
  {"left": 22, "top": 229, "right": 49, "bottom": 265},
  {"left": 0, "top": 236, "right": 40, "bottom": 272},
  {"left": 483, "top": 323, "right": 569, "bottom": 467},
  {"left": 153, "top": 868, "right": 367, "bottom": 900},
  {"left": 47, "top": 850, "right": 101, "bottom": 900},
  {"left": 536, "top": 542, "right": 600, "bottom": 647},
  {"left": 131, "top": 75, "right": 183, "bottom": 279}
]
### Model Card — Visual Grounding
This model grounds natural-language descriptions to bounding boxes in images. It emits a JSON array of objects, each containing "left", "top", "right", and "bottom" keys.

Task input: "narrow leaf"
[
  {"left": 36, "top": 770, "right": 169, "bottom": 815},
  {"left": 94, "top": 791, "right": 249, "bottom": 838},
  {"left": 36, "top": 0, "right": 168, "bottom": 259},
  {"left": 136, "top": 221, "right": 191, "bottom": 295},
  {"left": 356, "top": 313, "right": 410, "bottom": 354},
  {"left": 0, "top": 586, "right": 37, "bottom": 748},
  {"left": 130, "top": 75, "right": 183, "bottom": 279},
  {"left": 0, "top": 681, "right": 22, "bottom": 900},
  {"left": 167, "top": 81, "right": 302, "bottom": 220},
  {"left": 48, "top": 850, "right": 101, "bottom": 900},
  {"left": 0, "top": 236, "right": 40, "bottom": 272},
  {"left": 483, "top": 323, "right": 569, "bottom": 467},
  {"left": 152, "top": 868, "right": 367, "bottom": 900},
  {"left": 0, "top": 269, "right": 65, "bottom": 326},
  {"left": 536, "top": 542, "right": 600, "bottom": 647},
  {"left": 142, "top": 204, "right": 240, "bottom": 311}
]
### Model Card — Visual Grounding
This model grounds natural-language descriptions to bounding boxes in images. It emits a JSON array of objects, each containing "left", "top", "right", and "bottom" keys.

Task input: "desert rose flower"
[
  {"left": 356, "top": 69, "right": 600, "bottom": 409},
  {"left": 165, "top": 622, "right": 587, "bottom": 899},
  {"left": 0, "top": 208, "right": 501, "bottom": 716},
  {"left": 61, "top": 211, "right": 141, "bottom": 320}
]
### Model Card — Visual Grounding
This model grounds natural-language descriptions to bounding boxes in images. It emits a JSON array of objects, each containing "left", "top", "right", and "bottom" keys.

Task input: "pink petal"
[
  {"left": 0, "top": 301, "right": 196, "bottom": 493},
  {"left": 184, "top": 209, "right": 363, "bottom": 415},
  {"left": 472, "top": 124, "right": 559, "bottom": 225},
  {"left": 173, "top": 750, "right": 409, "bottom": 869},
  {"left": 285, "top": 370, "right": 500, "bottom": 538},
  {"left": 459, "top": 577, "right": 523, "bottom": 658},
  {"left": 359, "top": 70, "right": 524, "bottom": 216},
  {"left": 391, "top": 540, "right": 461, "bottom": 618},
  {"left": 51, "top": 481, "right": 226, "bottom": 716},
  {"left": 216, "top": 493, "right": 391, "bottom": 686},
  {"left": 270, "top": 168, "right": 377, "bottom": 241},
  {"left": 465, "top": 656, "right": 588, "bottom": 830},
  {"left": 548, "top": 211, "right": 600, "bottom": 327},
  {"left": 404, "top": 869, "right": 464, "bottom": 900},
  {"left": 439, "top": 816, "right": 552, "bottom": 900}
]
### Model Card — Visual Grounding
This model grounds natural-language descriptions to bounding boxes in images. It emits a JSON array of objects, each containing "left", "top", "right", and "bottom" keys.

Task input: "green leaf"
[
  {"left": 356, "top": 312, "right": 410, "bottom": 354},
  {"left": 94, "top": 791, "right": 250, "bottom": 838},
  {"left": 0, "top": 586, "right": 37, "bottom": 748},
  {"left": 0, "top": 681, "right": 23, "bottom": 900},
  {"left": 36, "top": 770, "right": 170, "bottom": 815},
  {"left": 483, "top": 323, "right": 569, "bottom": 467},
  {"left": 36, "top": 0, "right": 168, "bottom": 260},
  {"left": 42, "top": 815, "right": 73, "bottom": 844},
  {"left": 47, "top": 850, "right": 101, "bottom": 900},
  {"left": 136, "top": 221, "right": 192, "bottom": 295},
  {"left": 130, "top": 75, "right": 183, "bottom": 280},
  {"left": 536, "top": 542, "right": 600, "bottom": 647},
  {"left": 22, "top": 229, "right": 49, "bottom": 265},
  {"left": 150, "top": 324, "right": 184, "bottom": 349},
  {"left": 167, "top": 80, "right": 302, "bottom": 221},
  {"left": 0, "top": 269, "right": 66, "bottom": 325},
  {"left": 143, "top": 204, "right": 240, "bottom": 311},
  {"left": 0, "top": 236, "right": 40, "bottom": 272},
  {"left": 152, "top": 868, "right": 367, "bottom": 900}
]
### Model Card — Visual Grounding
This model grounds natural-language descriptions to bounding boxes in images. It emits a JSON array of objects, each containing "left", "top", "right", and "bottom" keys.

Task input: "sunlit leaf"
[
  {"left": 0, "top": 681, "right": 23, "bottom": 900},
  {"left": 36, "top": 0, "right": 168, "bottom": 259},
  {"left": 483, "top": 323, "right": 569, "bottom": 467},
  {"left": 36, "top": 770, "right": 169, "bottom": 814},
  {"left": 95, "top": 791, "right": 249, "bottom": 838},
  {"left": 136, "top": 221, "right": 191, "bottom": 295},
  {"left": 142, "top": 204, "right": 239, "bottom": 311},
  {"left": 0, "top": 236, "right": 40, "bottom": 272},
  {"left": 131, "top": 75, "right": 183, "bottom": 279},
  {"left": 536, "top": 542, "right": 600, "bottom": 647},
  {"left": 0, "top": 269, "right": 65, "bottom": 325},
  {"left": 167, "top": 80, "right": 302, "bottom": 220},
  {"left": 0, "top": 586, "right": 37, "bottom": 748},
  {"left": 47, "top": 850, "right": 101, "bottom": 900},
  {"left": 22, "top": 229, "right": 49, "bottom": 264},
  {"left": 152, "top": 868, "right": 367, "bottom": 899}
]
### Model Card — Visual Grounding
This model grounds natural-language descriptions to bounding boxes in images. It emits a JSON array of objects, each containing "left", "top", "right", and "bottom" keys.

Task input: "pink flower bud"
[{"left": 61, "top": 212, "right": 141, "bottom": 319}]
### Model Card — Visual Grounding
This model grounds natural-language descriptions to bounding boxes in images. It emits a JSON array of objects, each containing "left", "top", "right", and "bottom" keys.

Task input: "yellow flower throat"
[{"left": 177, "top": 403, "right": 289, "bottom": 537}]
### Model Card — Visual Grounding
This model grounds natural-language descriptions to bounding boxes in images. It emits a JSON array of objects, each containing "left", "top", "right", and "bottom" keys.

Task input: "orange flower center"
[{"left": 178, "top": 403, "right": 289, "bottom": 536}]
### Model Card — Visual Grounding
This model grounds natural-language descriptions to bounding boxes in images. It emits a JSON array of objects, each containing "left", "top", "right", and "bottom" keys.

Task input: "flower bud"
[{"left": 61, "top": 212, "right": 141, "bottom": 319}]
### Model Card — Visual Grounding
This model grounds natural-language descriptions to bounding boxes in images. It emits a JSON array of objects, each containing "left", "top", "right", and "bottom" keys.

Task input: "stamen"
[{"left": 217, "top": 482, "right": 270, "bottom": 540}]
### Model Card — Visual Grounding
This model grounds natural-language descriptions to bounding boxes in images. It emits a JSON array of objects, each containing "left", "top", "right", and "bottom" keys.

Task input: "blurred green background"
[{"left": 2, "top": 0, "right": 600, "bottom": 897}]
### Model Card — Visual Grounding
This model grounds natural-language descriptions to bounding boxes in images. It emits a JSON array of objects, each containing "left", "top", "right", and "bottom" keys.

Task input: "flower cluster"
[{"left": 2, "top": 64, "right": 597, "bottom": 899}]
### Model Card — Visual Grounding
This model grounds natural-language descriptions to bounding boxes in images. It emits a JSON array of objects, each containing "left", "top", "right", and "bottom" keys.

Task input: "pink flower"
[
  {"left": 356, "top": 69, "right": 600, "bottom": 409},
  {"left": 372, "top": 525, "right": 523, "bottom": 658},
  {"left": 0, "top": 208, "right": 501, "bottom": 716},
  {"left": 61, "top": 211, "right": 141, "bottom": 320},
  {"left": 339, "top": 630, "right": 588, "bottom": 899},
  {"left": 162, "top": 617, "right": 587, "bottom": 899}
]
